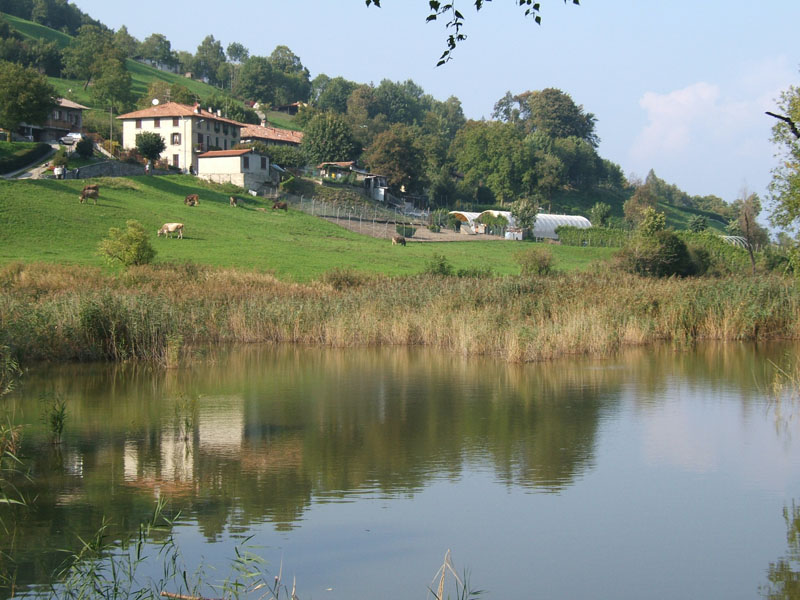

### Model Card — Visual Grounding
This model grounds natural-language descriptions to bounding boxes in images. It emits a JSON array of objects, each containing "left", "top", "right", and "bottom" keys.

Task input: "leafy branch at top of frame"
[{"left": 365, "top": 0, "right": 580, "bottom": 65}]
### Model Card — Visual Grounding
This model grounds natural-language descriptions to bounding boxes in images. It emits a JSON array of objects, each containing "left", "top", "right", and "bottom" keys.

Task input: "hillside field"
[{"left": 0, "top": 176, "right": 615, "bottom": 281}]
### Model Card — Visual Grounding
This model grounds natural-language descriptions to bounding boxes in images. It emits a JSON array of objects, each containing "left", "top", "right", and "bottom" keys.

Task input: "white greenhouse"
[{"left": 448, "top": 211, "right": 591, "bottom": 240}]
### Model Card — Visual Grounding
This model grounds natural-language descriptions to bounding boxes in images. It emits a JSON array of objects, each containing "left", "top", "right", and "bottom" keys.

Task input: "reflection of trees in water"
[
  {"left": 762, "top": 502, "right": 800, "bottom": 599},
  {"left": 2, "top": 343, "right": 788, "bottom": 597}
]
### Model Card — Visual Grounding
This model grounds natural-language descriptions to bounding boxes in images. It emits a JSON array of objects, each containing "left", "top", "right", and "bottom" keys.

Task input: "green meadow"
[{"left": 0, "top": 175, "right": 615, "bottom": 281}]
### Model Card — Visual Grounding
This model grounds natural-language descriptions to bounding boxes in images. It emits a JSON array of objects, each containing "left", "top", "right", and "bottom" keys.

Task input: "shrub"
[
  {"left": 556, "top": 226, "right": 629, "bottom": 248},
  {"left": 98, "top": 220, "right": 156, "bottom": 268},
  {"left": 514, "top": 247, "right": 555, "bottom": 276},
  {"left": 51, "top": 147, "right": 68, "bottom": 167},
  {"left": 456, "top": 266, "right": 494, "bottom": 278},
  {"left": 0, "top": 141, "right": 50, "bottom": 174},
  {"left": 428, "top": 224, "right": 441, "bottom": 233},
  {"left": 321, "top": 268, "right": 369, "bottom": 290},
  {"left": 423, "top": 254, "right": 453, "bottom": 276},
  {"left": 75, "top": 137, "right": 94, "bottom": 158},
  {"left": 396, "top": 224, "right": 416, "bottom": 238},
  {"left": 280, "top": 175, "right": 300, "bottom": 194},
  {"left": 616, "top": 230, "right": 696, "bottom": 277}
]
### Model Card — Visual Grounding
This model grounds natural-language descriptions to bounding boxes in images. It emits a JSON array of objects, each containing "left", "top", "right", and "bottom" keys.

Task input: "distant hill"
[{"left": 2, "top": 12, "right": 228, "bottom": 110}]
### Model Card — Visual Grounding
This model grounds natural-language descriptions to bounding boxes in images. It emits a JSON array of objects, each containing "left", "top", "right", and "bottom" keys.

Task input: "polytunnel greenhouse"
[{"left": 448, "top": 211, "right": 591, "bottom": 240}]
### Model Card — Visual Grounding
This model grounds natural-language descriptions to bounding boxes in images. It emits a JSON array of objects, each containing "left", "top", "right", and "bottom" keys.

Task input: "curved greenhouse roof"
[{"left": 530, "top": 214, "right": 592, "bottom": 239}]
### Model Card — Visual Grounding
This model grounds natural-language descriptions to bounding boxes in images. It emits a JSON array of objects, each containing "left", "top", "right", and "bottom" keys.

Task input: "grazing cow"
[
  {"left": 272, "top": 201, "right": 288, "bottom": 211},
  {"left": 229, "top": 196, "right": 239, "bottom": 207},
  {"left": 184, "top": 194, "right": 199, "bottom": 206},
  {"left": 79, "top": 188, "right": 98, "bottom": 204},
  {"left": 82, "top": 184, "right": 99, "bottom": 195},
  {"left": 391, "top": 235, "right": 406, "bottom": 246},
  {"left": 158, "top": 223, "right": 184, "bottom": 239}
]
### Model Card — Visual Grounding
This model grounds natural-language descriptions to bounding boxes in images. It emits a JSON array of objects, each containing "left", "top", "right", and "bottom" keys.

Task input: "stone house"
[{"left": 196, "top": 148, "right": 273, "bottom": 190}]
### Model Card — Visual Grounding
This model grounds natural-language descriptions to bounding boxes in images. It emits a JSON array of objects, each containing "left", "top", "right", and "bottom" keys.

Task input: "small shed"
[{"left": 197, "top": 148, "right": 271, "bottom": 189}]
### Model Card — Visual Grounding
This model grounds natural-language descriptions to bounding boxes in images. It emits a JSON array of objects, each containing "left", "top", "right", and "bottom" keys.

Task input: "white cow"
[{"left": 158, "top": 223, "right": 184, "bottom": 239}]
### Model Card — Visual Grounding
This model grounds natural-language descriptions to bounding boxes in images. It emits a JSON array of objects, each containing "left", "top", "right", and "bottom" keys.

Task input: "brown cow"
[
  {"left": 82, "top": 184, "right": 99, "bottom": 195},
  {"left": 229, "top": 196, "right": 239, "bottom": 207},
  {"left": 158, "top": 223, "right": 184, "bottom": 239},
  {"left": 272, "top": 201, "right": 288, "bottom": 211},
  {"left": 79, "top": 188, "right": 98, "bottom": 204},
  {"left": 391, "top": 235, "right": 406, "bottom": 246},
  {"left": 184, "top": 194, "right": 199, "bottom": 206}
]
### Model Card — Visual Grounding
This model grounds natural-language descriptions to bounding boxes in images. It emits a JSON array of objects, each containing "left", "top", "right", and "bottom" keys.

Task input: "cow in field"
[
  {"left": 391, "top": 235, "right": 406, "bottom": 246},
  {"left": 229, "top": 196, "right": 239, "bottom": 207},
  {"left": 158, "top": 223, "right": 184, "bottom": 239},
  {"left": 82, "top": 184, "right": 99, "bottom": 195},
  {"left": 272, "top": 201, "right": 288, "bottom": 211},
  {"left": 79, "top": 188, "right": 98, "bottom": 204},
  {"left": 184, "top": 194, "right": 200, "bottom": 206}
]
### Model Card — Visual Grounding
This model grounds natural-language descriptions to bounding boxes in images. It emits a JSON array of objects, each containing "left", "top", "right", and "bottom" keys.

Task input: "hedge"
[
  {"left": 556, "top": 225, "right": 630, "bottom": 247},
  {"left": 0, "top": 142, "right": 51, "bottom": 174}
]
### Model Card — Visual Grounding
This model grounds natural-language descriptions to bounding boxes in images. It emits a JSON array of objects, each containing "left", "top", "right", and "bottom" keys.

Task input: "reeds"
[{"left": 1, "top": 262, "right": 798, "bottom": 367}]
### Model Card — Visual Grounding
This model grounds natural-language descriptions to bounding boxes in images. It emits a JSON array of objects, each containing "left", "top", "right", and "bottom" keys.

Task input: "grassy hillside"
[
  {"left": 3, "top": 12, "right": 225, "bottom": 110},
  {"left": 0, "top": 176, "right": 614, "bottom": 281},
  {"left": 551, "top": 186, "right": 728, "bottom": 232}
]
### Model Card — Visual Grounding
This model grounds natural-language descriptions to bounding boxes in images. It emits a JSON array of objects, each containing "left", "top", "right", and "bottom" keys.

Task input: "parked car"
[{"left": 60, "top": 132, "right": 83, "bottom": 145}]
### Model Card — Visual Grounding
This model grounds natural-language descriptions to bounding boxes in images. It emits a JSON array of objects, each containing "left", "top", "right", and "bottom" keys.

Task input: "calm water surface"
[{"left": 3, "top": 343, "right": 800, "bottom": 599}]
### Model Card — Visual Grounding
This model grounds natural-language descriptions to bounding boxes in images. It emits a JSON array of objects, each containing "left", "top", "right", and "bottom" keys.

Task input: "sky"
[{"left": 71, "top": 0, "right": 800, "bottom": 210}]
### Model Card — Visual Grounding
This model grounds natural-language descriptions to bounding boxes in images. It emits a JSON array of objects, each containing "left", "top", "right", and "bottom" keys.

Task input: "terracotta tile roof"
[
  {"left": 197, "top": 149, "right": 254, "bottom": 158},
  {"left": 116, "top": 102, "right": 243, "bottom": 127},
  {"left": 240, "top": 123, "right": 304, "bottom": 145},
  {"left": 58, "top": 98, "right": 89, "bottom": 110}
]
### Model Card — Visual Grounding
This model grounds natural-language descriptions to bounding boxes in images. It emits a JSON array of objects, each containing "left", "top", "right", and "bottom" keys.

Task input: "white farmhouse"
[
  {"left": 196, "top": 148, "right": 272, "bottom": 189},
  {"left": 117, "top": 102, "right": 244, "bottom": 173}
]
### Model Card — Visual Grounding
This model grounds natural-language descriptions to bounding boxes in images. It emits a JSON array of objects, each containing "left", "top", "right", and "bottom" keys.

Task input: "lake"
[{"left": 2, "top": 343, "right": 799, "bottom": 599}]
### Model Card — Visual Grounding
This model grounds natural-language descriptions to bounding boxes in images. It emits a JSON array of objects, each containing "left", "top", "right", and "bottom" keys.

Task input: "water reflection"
[{"left": 0, "top": 342, "right": 792, "bottom": 599}]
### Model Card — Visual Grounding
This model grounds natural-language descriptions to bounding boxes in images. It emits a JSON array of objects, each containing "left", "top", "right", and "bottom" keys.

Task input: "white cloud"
[{"left": 631, "top": 82, "right": 720, "bottom": 159}]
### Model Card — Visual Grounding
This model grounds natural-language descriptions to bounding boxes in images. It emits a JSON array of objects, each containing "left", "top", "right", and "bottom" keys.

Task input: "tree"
[
  {"left": 769, "top": 80, "right": 800, "bottom": 235},
  {"left": 193, "top": 35, "right": 225, "bottom": 85},
  {"left": 638, "top": 207, "right": 666, "bottom": 236},
  {"left": 315, "top": 76, "right": 358, "bottom": 114},
  {"left": 98, "top": 220, "right": 156, "bottom": 267},
  {"left": 511, "top": 195, "right": 540, "bottom": 237},
  {"left": 365, "top": 0, "right": 580, "bottom": 65},
  {"left": 62, "top": 24, "right": 115, "bottom": 90},
  {"left": 364, "top": 123, "right": 426, "bottom": 193},
  {"left": 113, "top": 25, "right": 140, "bottom": 59},
  {"left": 0, "top": 60, "right": 57, "bottom": 141},
  {"left": 135, "top": 131, "right": 166, "bottom": 164},
  {"left": 90, "top": 48, "right": 132, "bottom": 112},
  {"left": 226, "top": 42, "right": 249, "bottom": 64},
  {"left": 624, "top": 182, "right": 657, "bottom": 227},
  {"left": 589, "top": 202, "right": 611, "bottom": 227},
  {"left": 497, "top": 88, "right": 598, "bottom": 146},
  {"left": 733, "top": 189, "right": 769, "bottom": 274},
  {"left": 140, "top": 33, "right": 176, "bottom": 68},
  {"left": 688, "top": 214, "right": 708, "bottom": 233},
  {"left": 301, "top": 112, "right": 360, "bottom": 164}
]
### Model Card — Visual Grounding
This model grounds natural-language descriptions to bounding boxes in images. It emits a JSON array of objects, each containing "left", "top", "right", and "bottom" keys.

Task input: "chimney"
[
  {"left": 261, "top": 119, "right": 267, "bottom": 127},
  {"left": 217, "top": 109, "right": 222, "bottom": 117},
  {"left": 193, "top": 103, "right": 200, "bottom": 114}
]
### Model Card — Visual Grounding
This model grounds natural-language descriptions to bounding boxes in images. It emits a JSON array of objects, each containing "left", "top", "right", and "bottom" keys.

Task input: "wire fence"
[{"left": 282, "top": 193, "right": 430, "bottom": 239}]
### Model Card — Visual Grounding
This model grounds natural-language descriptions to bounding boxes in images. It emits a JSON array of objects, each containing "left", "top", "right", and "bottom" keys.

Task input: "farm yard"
[{"left": 0, "top": 175, "right": 615, "bottom": 280}]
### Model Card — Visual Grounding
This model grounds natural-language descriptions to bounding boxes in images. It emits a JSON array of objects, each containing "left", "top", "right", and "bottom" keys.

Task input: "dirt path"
[{"left": 324, "top": 216, "right": 506, "bottom": 242}]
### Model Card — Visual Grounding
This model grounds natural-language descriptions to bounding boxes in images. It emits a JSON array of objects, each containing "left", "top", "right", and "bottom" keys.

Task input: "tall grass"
[{"left": 0, "top": 262, "right": 798, "bottom": 367}]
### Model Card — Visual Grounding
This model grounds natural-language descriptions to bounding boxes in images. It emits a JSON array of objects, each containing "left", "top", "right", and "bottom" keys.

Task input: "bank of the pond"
[{"left": 1, "top": 262, "right": 798, "bottom": 365}]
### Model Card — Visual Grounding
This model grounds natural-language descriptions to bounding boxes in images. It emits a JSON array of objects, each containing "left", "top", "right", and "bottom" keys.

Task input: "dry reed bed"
[{"left": 1, "top": 262, "right": 798, "bottom": 365}]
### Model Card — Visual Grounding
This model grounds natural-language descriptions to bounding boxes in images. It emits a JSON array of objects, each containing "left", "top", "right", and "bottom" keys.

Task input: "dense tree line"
[{"left": 0, "top": 0, "right": 101, "bottom": 35}]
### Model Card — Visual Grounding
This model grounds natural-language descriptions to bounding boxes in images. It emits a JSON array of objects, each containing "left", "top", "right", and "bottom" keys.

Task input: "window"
[
  {"left": 154, "top": 118, "right": 160, "bottom": 128},
  {"left": 224, "top": 139, "right": 228, "bottom": 150},
  {"left": 261, "top": 157, "right": 267, "bottom": 170},
  {"left": 172, "top": 154, "right": 179, "bottom": 167},
  {"left": 215, "top": 137, "right": 219, "bottom": 148},
  {"left": 135, "top": 119, "right": 142, "bottom": 129},
  {"left": 171, "top": 133, "right": 181, "bottom": 145},
  {"left": 173, "top": 117, "right": 179, "bottom": 126},
  {"left": 223, "top": 124, "right": 228, "bottom": 135},
  {"left": 197, "top": 133, "right": 203, "bottom": 146},
  {"left": 243, "top": 156, "right": 250, "bottom": 170}
]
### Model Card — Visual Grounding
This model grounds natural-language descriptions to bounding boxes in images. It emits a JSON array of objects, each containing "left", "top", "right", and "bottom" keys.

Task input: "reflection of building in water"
[{"left": 121, "top": 395, "right": 245, "bottom": 495}]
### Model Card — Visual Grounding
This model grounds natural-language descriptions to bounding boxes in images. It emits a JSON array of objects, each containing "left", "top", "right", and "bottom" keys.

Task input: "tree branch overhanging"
[{"left": 766, "top": 111, "right": 800, "bottom": 140}]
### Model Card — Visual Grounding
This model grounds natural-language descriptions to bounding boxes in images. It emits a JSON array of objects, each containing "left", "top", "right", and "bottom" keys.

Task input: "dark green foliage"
[
  {"left": 0, "top": 59, "right": 57, "bottom": 137},
  {"left": 589, "top": 201, "right": 611, "bottom": 227},
  {"left": 279, "top": 175, "right": 299, "bottom": 193},
  {"left": 616, "top": 230, "right": 698, "bottom": 278},
  {"left": 135, "top": 131, "right": 165, "bottom": 163},
  {"left": 50, "top": 146, "right": 67, "bottom": 166},
  {"left": 556, "top": 226, "right": 629, "bottom": 248},
  {"left": 302, "top": 112, "right": 359, "bottom": 164},
  {"left": 514, "top": 246, "right": 555, "bottom": 276},
  {"left": 396, "top": 224, "right": 416, "bottom": 238},
  {"left": 0, "top": 141, "right": 49, "bottom": 173},
  {"left": 688, "top": 214, "right": 708, "bottom": 233},
  {"left": 74, "top": 136, "right": 93, "bottom": 158},
  {"left": 456, "top": 265, "right": 494, "bottom": 278}
]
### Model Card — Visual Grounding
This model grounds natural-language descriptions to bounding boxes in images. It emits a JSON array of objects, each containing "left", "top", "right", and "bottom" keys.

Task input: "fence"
[{"left": 284, "top": 194, "right": 429, "bottom": 239}]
